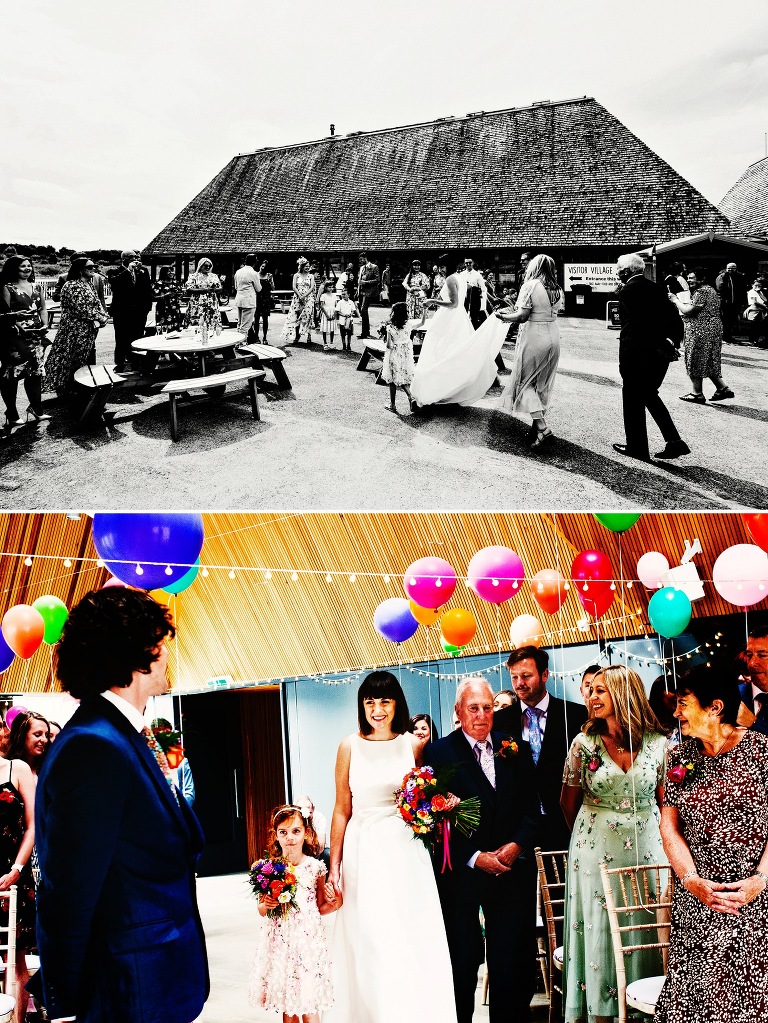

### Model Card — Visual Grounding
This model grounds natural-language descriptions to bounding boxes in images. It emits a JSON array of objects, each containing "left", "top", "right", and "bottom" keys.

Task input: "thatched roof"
[
  {"left": 145, "top": 97, "right": 729, "bottom": 256},
  {"left": 720, "top": 156, "right": 768, "bottom": 238}
]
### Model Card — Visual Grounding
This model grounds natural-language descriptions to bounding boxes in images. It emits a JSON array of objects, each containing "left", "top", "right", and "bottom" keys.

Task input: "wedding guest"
[
  {"left": 739, "top": 625, "right": 768, "bottom": 736},
  {"left": 493, "top": 689, "right": 515, "bottom": 711},
  {"left": 255, "top": 261, "right": 275, "bottom": 342},
  {"left": 357, "top": 252, "right": 380, "bottom": 340},
  {"left": 281, "top": 257, "right": 316, "bottom": 348},
  {"left": 380, "top": 263, "right": 391, "bottom": 306},
  {"left": 745, "top": 274, "right": 768, "bottom": 347},
  {"left": 0, "top": 256, "right": 50, "bottom": 430},
  {"left": 152, "top": 266, "right": 184, "bottom": 334},
  {"left": 109, "top": 250, "right": 153, "bottom": 372},
  {"left": 560, "top": 666, "right": 666, "bottom": 1023},
  {"left": 715, "top": 261, "right": 747, "bottom": 344},
  {"left": 648, "top": 674, "right": 679, "bottom": 740},
  {"left": 380, "top": 301, "right": 422, "bottom": 413},
  {"left": 402, "top": 260, "right": 430, "bottom": 320},
  {"left": 233, "top": 254, "right": 262, "bottom": 337},
  {"left": 431, "top": 264, "right": 447, "bottom": 299},
  {"left": 579, "top": 665, "right": 600, "bottom": 704},
  {"left": 183, "top": 258, "right": 222, "bottom": 341},
  {"left": 461, "top": 258, "right": 488, "bottom": 329},
  {"left": 335, "top": 287, "right": 360, "bottom": 351},
  {"left": 679, "top": 267, "right": 734, "bottom": 403},
  {"left": 44, "top": 257, "right": 108, "bottom": 395},
  {"left": 407, "top": 713, "right": 439, "bottom": 744},
  {"left": 318, "top": 281, "right": 339, "bottom": 351},
  {"left": 6, "top": 711, "right": 50, "bottom": 775},
  {"left": 47, "top": 721, "right": 61, "bottom": 742},
  {"left": 655, "top": 666, "right": 768, "bottom": 1022}
]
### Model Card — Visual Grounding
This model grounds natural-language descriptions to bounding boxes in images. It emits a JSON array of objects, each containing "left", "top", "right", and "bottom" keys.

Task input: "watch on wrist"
[
  {"left": 10, "top": 863, "right": 24, "bottom": 874},
  {"left": 755, "top": 870, "right": 768, "bottom": 886}
]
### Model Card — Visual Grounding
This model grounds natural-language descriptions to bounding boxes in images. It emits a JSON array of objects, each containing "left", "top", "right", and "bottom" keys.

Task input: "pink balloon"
[
  {"left": 403, "top": 557, "right": 457, "bottom": 610},
  {"left": 637, "top": 552, "right": 670, "bottom": 589},
  {"left": 712, "top": 544, "right": 768, "bottom": 607},
  {"left": 571, "top": 550, "right": 613, "bottom": 595},
  {"left": 510, "top": 614, "right": 545, "bottom": 648},
  {"left": 102, "top": 576, "right": 131, "bottom": 589},
  {"left": 467, "top": 546, "right": 525, "bottom": 604},
  {"left": 5, "top": 706, "right": 28, "bottom": 728}
]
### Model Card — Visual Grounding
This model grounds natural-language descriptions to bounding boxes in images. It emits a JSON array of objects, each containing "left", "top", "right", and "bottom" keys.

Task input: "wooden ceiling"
[{"left": 0, "top": 512, "right": 762, "bottom": 695}]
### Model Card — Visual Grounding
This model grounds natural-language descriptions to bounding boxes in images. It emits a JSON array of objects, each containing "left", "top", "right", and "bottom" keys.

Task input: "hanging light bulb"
[
  {"left": 96, "top": 559, "right": 105, "bottom": 568},
  {"left": 326, "top": 573, "right": 332, "bottom": 583},
  {"left": 349, "top": 574, "right": 356, "bottom": 583},
  {"left": 63, "top": 558, "right": 72, "bottom": 568},
  {"left": 202, "top": 567, "right": 209, "bottom": 577},
  {"left": 165, "top": 565, "right": 173, "bottom": 576},
  {"left": 383, "top": 574, "right": 390, "bottom": 583},
  {"left": 609, "top": 582, "right": 616, "bottom": 591},
  {"left": 291, "top": 572, "right": 298, "bottom": 582},
  {"left": 435, "top": 578, "right": 442, "bottom": 588},
  {"left": 627, "top": 581, "right": 633, "bottom": 589},
  {"left": 229, "top": 569, "right": 236, "bottom": 580},
  {"left": 24, "top": 557, "right": 32, "bottom": 567},
  {"left": 135, "top": 564, "right": 144, "bottom": 576},
  {"left": 264, "top": 570, "right": 272, "bottom": 581}
]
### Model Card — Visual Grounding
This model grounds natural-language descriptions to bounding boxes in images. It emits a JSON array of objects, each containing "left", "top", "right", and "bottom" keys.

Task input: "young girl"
[
  {"left": 249, "top": 805, "right": 341, "bottom": 1023},
  {"left": 335, "top": 287, "right": 360, "bottom": 351},
  {"left": 318, "top": 281, "right": 339, "bottom": 351},
  {"left": 380, "top": 301, "right": 425, "bottom": 413}
]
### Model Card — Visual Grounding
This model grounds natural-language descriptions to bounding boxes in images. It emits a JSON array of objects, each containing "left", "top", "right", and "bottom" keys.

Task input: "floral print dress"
[
  {"left": 152, "top": 278, "right": 184, "bottom": 333},
  {"left": 403, "top": 271, "right": 431, "bottom": 319},
  {"left": 44, "top": 280, "right": 108, "bottom": 391},
  {"left": 563, "top": 732, "right": 667, "bottom": 1022},
  {"left": 683, "top": 284, "right": 723, "bottom": 379},
  {"left": 0, "top": 764, "right": 36, "bottom": 951},
  {"left": 183, "top": 271, "right": 222, "bottom": 339},
  {"left": 281, "top": 272, "right": 316, "bottom": 344},
  {"left": 2, "top": 283, "right": 46, "bottom": 383}
]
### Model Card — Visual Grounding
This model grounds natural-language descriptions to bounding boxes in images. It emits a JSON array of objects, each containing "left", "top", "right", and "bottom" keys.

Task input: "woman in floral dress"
[
  {"left": 183, "top": 258, "right": 222, "bottom": 340},
  {"left": 655, "top": 665, "right": 768, "bottom": 1023},
  {"left": 152, "top": 266, "right": 184, "bottom": 333},
  {"left": 0, "top": 256, "right": 50, "bottom": 429},
  {"left": 678, "top": 267, "right": 734, "bottom": 403},
  {"left": 44, "top": 257, "right": 108, "bottom": 395},
  {"left": 561, "top": 665, "right": 667, "bottom": 1023},
  {"left": 402, "top": 260, "right": 431, "bottom": 320},
  {"left": 281, "top": 257, "right": 316, "bottom": 347}
]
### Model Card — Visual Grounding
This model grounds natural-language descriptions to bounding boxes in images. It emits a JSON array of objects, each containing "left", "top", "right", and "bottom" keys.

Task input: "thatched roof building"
[{"left": 720, "top": 156, "right": 768, "bottom": 238}]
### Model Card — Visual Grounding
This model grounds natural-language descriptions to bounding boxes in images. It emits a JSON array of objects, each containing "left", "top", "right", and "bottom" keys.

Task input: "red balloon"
[
  {"left": 530, "top": 569, "right": 568, "bottom": 615},
  {"left": 578, "top": 586, "right": 615, "bottom": 618},
  {"left": 744, "top": 514, "right": 768, "bottom": 554},
  {"left": 571, "top": 550, "right": 613, "bottom": 596},
  {"left": 1, "top": 604, "right": 45, "bottom": 659}
]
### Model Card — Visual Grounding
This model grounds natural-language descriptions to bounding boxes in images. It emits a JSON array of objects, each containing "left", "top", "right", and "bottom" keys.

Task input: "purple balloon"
[
  {"left": 5, "top": 705, "right": 27, "bottom": 725},
  {"left": 0, "top": 633, "right": 14, "bottom": 673},
  {"left": 92, "top": 513, "right": 205, "bottom": 591},
  {"left": 467, "top": 546, "right": 525, "bottom": 604},
  {"left": 374, "top": 598, "right": 419, "bottom": 644}
]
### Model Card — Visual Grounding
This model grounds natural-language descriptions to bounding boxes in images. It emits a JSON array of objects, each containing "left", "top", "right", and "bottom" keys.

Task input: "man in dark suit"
[
  {"left": 424, "top": 677, "right": 540, "bottom": 1023},
  {"left": 494, "top": 646, "right": 587, "bottom": 852},
  {"left": 739, "top": 626, "right": 768, "bottom": 736},
  {"left": 33, "top": 588, "right": 208, "bottom": 1023},
  {"left": 613, "top": 252, "right": 689, "bottom": 461},
  {"left": 108, "top": 249, "right": 153, "bottom": 372},
  {"left": 356, "top": 251, "right": 380, "bottom": 339}
]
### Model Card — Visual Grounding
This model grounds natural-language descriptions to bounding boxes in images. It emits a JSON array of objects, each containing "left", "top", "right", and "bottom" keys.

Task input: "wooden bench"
[
  {"left": 161, "top": 367, "right": 266, "bottom": 441},
  {"left": 236, "top": 342, "right": 292, "bottom": 389},
  {"left": 73, "top": 363, "right": 128, "bottom": 429}
]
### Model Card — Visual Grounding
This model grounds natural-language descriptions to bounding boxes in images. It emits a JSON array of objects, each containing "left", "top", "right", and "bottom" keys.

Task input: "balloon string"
[{"left": 554, "top": 511, "right": 569, "bottom": 751}]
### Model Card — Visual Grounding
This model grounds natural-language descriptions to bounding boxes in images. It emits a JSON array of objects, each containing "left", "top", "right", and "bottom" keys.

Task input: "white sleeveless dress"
[{"left": 325, "top": 733, "right": 458, "bottom": 1023}]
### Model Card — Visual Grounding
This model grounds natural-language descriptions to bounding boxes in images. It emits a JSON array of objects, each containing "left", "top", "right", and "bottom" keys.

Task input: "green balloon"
[
  {"left": 163, "top": 558, "right": 201, "bottom": 595},
  {"left": 593, "top": 513, "right": 642, "bottom": 534},
  {"left": 441, "top": 637, "right": 462, "bottom": 655},
  {"left": 32, "top": 595, "right": 69, "bottom": 645}
]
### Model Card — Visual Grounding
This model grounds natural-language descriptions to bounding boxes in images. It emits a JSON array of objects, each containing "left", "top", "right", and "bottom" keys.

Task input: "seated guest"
[
  {"left": 495, "top": 645, "right": 587, "bottom": 851},
  {"left": 44, "top": 257, "right": 108, "bottom": 394},
  {"left": 655, "top": 665, "right": 768, "bottom": 1022},
  {"left": 407, "top": 712, "right": 439, "bottom": 744}
]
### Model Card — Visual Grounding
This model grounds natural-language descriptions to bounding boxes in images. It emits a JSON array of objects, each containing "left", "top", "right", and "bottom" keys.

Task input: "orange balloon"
[
  {"left": 409, "top": 600, "right": 442, "bottom": 627},
  {"left": 441, "top": 608, "right": 477, "bottom": 647},
  {"left": 509, "top": 613, "right": 544, "bottom": 648},
  {"left": 1, "top": 604, "right": 45, "bottom": 659},
  {"left": 530, "top": 569, "right": 568, "bottom": 615}
]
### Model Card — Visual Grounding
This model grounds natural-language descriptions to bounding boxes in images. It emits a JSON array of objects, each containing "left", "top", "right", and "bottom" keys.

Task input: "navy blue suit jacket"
[
  {"left": 34, "top": 697, "right": 209, "bottom": 1023},
  {"left": 740, "top": 681, "right": 768, "bottom": 736}
]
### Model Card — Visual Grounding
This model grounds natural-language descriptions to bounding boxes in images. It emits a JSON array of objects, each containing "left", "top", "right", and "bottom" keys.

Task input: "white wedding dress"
[
  {"left": 410, "top": 274, "right": 509, "bottom": 407},
  {"left": 325, "top": 733, "right": 458, "bottom": 1023}
]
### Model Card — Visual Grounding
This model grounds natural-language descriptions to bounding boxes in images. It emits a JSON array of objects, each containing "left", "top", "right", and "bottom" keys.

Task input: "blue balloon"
[
  {"left": 373, "top": 598, "right": 419, "bottom": 644},
  {"left": 648, "top": 587, "right": 692, "bottom": 639},
  {"left": 163, "top": 558, "right": 201, "bottom": 595},
  {"left": 92, "top": 513, "right": 205, "bottom": 592},
  {"left": 0, "top": 633, "right": 14, "bottom": 673}
]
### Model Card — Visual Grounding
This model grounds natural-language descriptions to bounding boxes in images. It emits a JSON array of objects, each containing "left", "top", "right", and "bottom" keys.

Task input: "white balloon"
[{"left": 637, "top": 552, "right": 669, "bottom": 589}]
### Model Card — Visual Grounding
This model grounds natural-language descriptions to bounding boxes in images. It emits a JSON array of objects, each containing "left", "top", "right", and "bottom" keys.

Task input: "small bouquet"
[
  {"left": 667, "top": 760, "right": 695, "bottom": 785},
  {"left": 394, "top": 765, "right": 481, "bottom": 872},
  {"left": 151, "top": 724, "right": 186, "bottom": 769},
  {"left": 248, "top": 857, "right": 299, "bottom": 919}
]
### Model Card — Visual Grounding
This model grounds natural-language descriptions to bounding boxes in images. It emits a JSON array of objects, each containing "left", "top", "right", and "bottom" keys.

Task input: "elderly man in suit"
[
  {"left": 33, "top": 588, "right": 208, "bottom": 1023},
  {"left": 613, "top": 252, "right": 689, "bottom": 462},
  {"left": 108, "top": 249, "right": 153, "bottom": 372},
  {"left": 739, "top": 626, "right": 768, "bottom": 737},
  {"left": 424, "top": 677, "right": 540, "bottom": 1023},
  {"left": 494, "top": 646, "right": 588, "bottom": 852}
]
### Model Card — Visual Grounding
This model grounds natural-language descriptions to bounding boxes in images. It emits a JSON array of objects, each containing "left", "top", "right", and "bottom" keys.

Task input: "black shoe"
[
  {"left": 612, "top": 443, "right": 651, "bottom": 462},
  {"left": 655, "top": 440, "right": 691, "bottom": 459}
]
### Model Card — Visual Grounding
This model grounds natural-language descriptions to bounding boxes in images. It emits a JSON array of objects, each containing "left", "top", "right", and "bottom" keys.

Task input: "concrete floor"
[{"left": 2, "top": 308, "right": 766, "bottom": 510}]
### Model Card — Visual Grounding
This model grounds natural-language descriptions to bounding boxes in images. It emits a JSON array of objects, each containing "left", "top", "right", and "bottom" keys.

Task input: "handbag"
[{"left": 380, "top": 288, "right": 389, "bottom": 302}]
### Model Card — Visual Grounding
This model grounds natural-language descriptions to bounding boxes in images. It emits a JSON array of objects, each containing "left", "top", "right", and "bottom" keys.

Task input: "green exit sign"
[{"left": 207, "top": 676, "right": 234, "bottom": 688}]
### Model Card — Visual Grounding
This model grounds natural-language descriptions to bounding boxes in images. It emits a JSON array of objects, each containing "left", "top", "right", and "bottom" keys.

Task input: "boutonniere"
[
  {"left": 585, "top": 749, "right": 603, "bottom": 773},
  {"left": 496, "top": 738, "right": 519, "bottom": 759},
  {"left": 667, "top": 761, "right": 695, "bottom": 785}
]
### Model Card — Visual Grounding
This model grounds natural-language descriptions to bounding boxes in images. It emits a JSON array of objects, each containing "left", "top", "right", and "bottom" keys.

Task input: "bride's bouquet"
[
  {"left": 248, "top": 857, "right": 299, "bottom": 920},
  {"left": 394, "top": 765, "right": 481, "bottom": 871}
]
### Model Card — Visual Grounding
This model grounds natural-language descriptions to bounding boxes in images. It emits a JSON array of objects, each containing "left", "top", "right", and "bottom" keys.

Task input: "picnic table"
[
  {"left": 131, "top": 331, "right": 242, "bottom": 378},
  {"left": 233, "top": 335, "right": 292, "bottom": 389}
]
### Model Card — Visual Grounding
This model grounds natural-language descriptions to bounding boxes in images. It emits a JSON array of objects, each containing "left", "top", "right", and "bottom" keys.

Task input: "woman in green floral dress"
[{"left": 561, "top": 665, "right": 667, "bottom": 1023}]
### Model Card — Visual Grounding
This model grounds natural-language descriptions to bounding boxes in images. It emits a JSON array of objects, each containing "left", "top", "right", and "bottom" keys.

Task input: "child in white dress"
[
  {"left": 335, "top": 288, "right": 360, "bottom": 351},
  {"left": 318, "top": 282, "right": 339, "bottom": 351},
  {"left": 249, "top": 805, "right": 341, "bottom": 1023},
  {"left": 380, "top": 301, "right": 425, "bottom": 413}
]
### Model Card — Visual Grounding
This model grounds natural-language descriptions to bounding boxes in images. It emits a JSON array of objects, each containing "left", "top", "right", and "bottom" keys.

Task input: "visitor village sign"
[{"left": 564, "top": 264, "right": 618, "bottom": 293}]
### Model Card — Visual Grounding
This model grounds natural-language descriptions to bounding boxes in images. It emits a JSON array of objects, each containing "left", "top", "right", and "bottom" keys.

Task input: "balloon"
[
  {"left": 440, "top": 608, "right": 477, "bottom": 648},
  {"left": 32, "top": 595, "right": 69, "bottom": 645},
  {"left": 101, "top": 576, "right": 131, "bottom": 589},
  {"left": 5, "top": 706, "right": 27, "bottom": 727},
  {"left": 440, "top": 637, "right": 462, "bottom": 655},
  {"left": 466, "top": 546, "right": 525, "bottom": 604},
  {"left": 163, "top": 558, "right": 201, "bottom": 595},
  {"left": 510, "top": 614, "right": 544, "bottom": 648},
  {"left": 408, "top": 600, "right": 442, "bottom": 628},
  {"left": 712, "top": 544, "right": 768, "bottom": 608},
  {"left": 637, "top": 551, "right": 670, "bottom": 589},
  {"left": 571, "top": 550, "right": 613, "bottom": 595},
  {"left": 530, "top": 569, "right": 568, "bottom": 615},
  {"left": 648, "top": 587, "right": 692, "bottom": 639},
  {"left": 594, "top": 513, "right": 642, "bottom": 533},
  {"left": 0, "top": 633, "right": 14, "bottom": 674},
  {"left": 373, "top": 598, "right": 419, "bottom": 644},
  {"left": 578, "top": 586, "right": 615, "bottom": 618},
  {"left": 1, "top": 605, "right": 45, "bottom": 659},
  {"left": 744, "top": 514, "right": 768, "bottom": 555},
  {"left": 92, "top": 513, "right": 205, "bottom": 592},
  {"left": 402, "top": 558, "right": 457, "bottom": 609}
]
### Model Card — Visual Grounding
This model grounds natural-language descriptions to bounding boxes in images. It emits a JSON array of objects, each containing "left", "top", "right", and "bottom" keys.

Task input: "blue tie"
[{"left": 526, "top": 707, "right": 542, "bottom": 765}]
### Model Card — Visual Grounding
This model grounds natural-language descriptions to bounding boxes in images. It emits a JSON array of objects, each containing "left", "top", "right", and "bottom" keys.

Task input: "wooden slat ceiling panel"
[{"left": 0, "top": 513, "right": 761, "bottom": 695}]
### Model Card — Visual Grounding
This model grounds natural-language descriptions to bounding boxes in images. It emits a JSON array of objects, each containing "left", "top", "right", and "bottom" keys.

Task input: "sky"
[{"left": 2, "top": 0, "right": 767, "bottom": 250}]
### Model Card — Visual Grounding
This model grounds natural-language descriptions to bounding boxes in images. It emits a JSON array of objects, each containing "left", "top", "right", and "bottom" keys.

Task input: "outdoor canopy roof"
[
  {"left": 145, "top": 97, "right": 730, "bottom": 257},
  {"left": 0, "top": 512, "right": 760, "bottom": 695}
]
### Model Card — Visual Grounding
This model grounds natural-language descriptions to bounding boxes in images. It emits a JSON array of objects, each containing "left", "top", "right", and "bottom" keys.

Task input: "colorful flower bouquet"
[
  {"left": 394, "top": 765, "right": 481, "bottom": 871},
  {"left": 248, "top": 858, "right": 299, "bottom": 919},
  {"left": 151, "top": 724, "right": 186, "bottom": 770}
]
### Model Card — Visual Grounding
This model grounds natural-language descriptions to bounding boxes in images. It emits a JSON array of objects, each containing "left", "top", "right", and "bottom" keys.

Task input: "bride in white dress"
[
  {"left": 410, "top": 269, "right": 508, "bottom": 408},
  {"left": 326, "top": 671, "right": 458, "bottom": 1023}
]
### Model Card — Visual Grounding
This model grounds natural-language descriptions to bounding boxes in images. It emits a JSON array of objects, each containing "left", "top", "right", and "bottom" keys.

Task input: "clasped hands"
[
  {"left": 685, "top": 874, "right": 766, "bottom": 914},
  {"left": 476, "top": 842, "right": 522, "bottom": 876}
]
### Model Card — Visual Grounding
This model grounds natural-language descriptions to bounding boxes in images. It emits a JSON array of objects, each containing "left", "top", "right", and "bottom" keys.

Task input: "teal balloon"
[
  {"left": 648, "top": 587, "right": 692, "bottom": 639},
  {"left": 593, "top": 513, "right": 642, "bottom": 534},
  {"left": 31, "top": 595, "right": 69, "bottom": 645},
  {"left": 163, "top": 558, "right": 201, "bottom": 595}
]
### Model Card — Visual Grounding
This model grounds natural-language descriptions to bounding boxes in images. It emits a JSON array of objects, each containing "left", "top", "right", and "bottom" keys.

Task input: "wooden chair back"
[
  {"left": 0, "top": 886, "right": 18, "bottom": 998},
  {"left": 535, "top": 847, "right": 568, "bottom": 1023}
]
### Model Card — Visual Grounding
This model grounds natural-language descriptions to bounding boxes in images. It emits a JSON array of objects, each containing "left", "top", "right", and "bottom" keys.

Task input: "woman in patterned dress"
[
  {"left": 402, "top": 260, "right": 431, "bottom": 320},
  {"left": 561, "top": 666, "right": 667, "bottom": 1023},
  {"left": 655, "top": 666, "right": 768, "bottom": 1023},
  {"left": 281, "top": 257, "right": 316, "bottom": 347},
  {"left": 0, "top": 256, "right": 50, "bottom": 430},
  {"left": 152, "top": 266, "right": 184, "bottom": 333},
  {"left": 44, "top": 257, "right": 109, "bottom": 394},
  {"left": 678, "top": 267, "right": 734, "bottom": 403},
  {"left": 183, "top": 258, "right": 222, "bottom": 340}
]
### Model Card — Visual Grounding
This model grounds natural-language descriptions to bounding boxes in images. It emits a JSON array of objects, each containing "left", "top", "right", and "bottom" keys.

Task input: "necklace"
[
  {"left": 606, "top": 734, "right": 627, "bottom": 754},
  {"left": 709, "top": 729, "right": 737, "bottom": 756}
]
